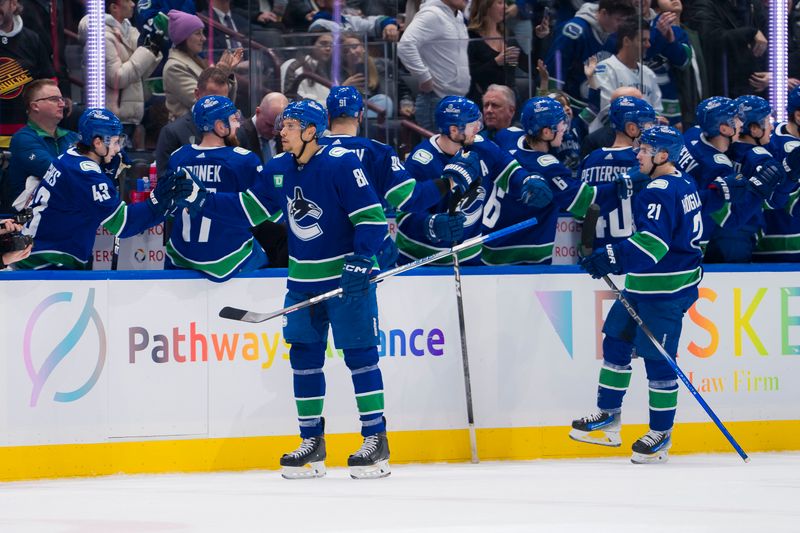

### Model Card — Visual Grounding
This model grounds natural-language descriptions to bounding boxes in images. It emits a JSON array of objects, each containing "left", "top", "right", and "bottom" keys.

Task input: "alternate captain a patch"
[{"left": 288, "top": 187, "right": 324, "bottom": 241}]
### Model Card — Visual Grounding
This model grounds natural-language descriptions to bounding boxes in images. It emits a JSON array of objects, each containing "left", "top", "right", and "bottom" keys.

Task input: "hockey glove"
[
  {"left": 101, "top": 150, "right": 132, "bottom": 183},
  {"left": 376, "top": 234, "right": 399, "bottom": 270},
  {"left": 425, "top": 212, "right": 466, "bottom": 243},
  {"left": 784, "top": 146, "right": 800, "bottom": 178},
  {"left": 747, "top": 161, "right": 784, "bottom": 200},
  {"left": 147, "top": 168, "right": 182, "bottom": 215},
  {"left": 616, "top": 169, "right": 649, "bottom": 200},
  {"left": 520, "top": 175, "right": 553, "bottom": 208},
  {"left": 340, "top": 254, "right": 373, "bottom": 302},
  {"left": 578, "top": 244, "right": 624, "bottom": 279},
  {"left": 174, "top": 167, "right": 208, "bottom": 217},
  {"left": 443, "top": 150, "right": 482, "bottom": 195}
]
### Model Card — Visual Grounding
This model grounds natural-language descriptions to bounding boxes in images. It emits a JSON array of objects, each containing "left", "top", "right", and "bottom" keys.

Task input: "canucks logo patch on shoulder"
[
  {"left": 233, "top": 147, "right": 251, "bottom": 155},
  {"left": 288, "top": 187, "right": 323, "bottom": 241},
  {"left": 753, "top": 146, "right": 771, "bottom": 156},
  {"left": 713, "top": 154, "right": 732, "bottom": 166},
  {"left": 647, "top": 178, "right": 669, "bottom": 190},
  {"left": 328, "top": 146, "right": 349, "bottom": 158},
  {"left": 412, "top": 149, "right": 433, "bottom": 165},
  {"left": 537, "top": 154, "right": 559, "bottom": 167},
  {"left": 785, "top": 141, "right": 800, "bottom": 154},
  {"left": 80, "top": 160, "right": 102, "bottom": 173},
  {"left": 562, "top": 21, "right": 583, "bottom": 39}
]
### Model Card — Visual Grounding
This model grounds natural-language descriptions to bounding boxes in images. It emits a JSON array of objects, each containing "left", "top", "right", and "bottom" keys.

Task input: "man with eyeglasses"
[{"left": 4, "top": 79, "right": 78, "bottom": 212}]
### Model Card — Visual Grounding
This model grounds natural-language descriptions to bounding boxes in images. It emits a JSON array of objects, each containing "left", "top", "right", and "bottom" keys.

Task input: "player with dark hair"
[{"left": 572, "top": 125, "right": 703, "bottom": 464}]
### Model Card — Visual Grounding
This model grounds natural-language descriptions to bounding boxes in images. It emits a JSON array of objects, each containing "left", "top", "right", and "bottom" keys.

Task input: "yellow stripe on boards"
[{"left": 1, "top": 420, "right": 798, "bottom": 482}]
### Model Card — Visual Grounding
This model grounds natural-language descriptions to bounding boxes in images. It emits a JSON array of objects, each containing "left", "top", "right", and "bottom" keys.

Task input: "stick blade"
[{"left": 219, "top": 306, "right": 264, "bottom": 323}]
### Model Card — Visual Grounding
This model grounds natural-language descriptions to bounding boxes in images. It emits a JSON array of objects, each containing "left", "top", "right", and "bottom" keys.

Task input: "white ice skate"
[
  {"left": 630, "top": 430, "right": 671, "bottom": 464},
  {"left": 569, "top": 411, "right": 622, "bottom": 447}
]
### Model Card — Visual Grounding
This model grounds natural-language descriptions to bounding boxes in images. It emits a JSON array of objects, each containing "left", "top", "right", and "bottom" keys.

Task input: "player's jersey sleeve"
[
  {"left": 380, "top": 145, "right": 445, "bottom": 212},
  {"left": 201, "top": 158, "right": 285, "bottom": 228},
  {"left": 536, "top": 154, "right": 622, "bottom": 217},
  {"left": 333, "top": 152, "right": 388, "bottom": 258},
  {"left": 616, "top": 179, "right": 675, "bottom": 271}
]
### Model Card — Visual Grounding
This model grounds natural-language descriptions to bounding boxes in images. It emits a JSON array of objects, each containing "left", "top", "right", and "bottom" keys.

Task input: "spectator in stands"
[
  {"left": 397, "top": 0, "right": 470, "bottom": 132},
  {"left": 690, "top": 0, "right": 768, "bottom": 98},
  {"left": 0, "top": 0, "right": 54, "bottom": 149},
  {"left": 21, "top": 0, "right": 72, "bottom": 112},
  {"left": 207, "top": 0, "right": 248, "bottom": 59},
  {"left": 237, "top": 91, "right": 288, "bottom": 163},
  {"left": 580, "top": 86, "right": 644, "bottom": 158},
  {"left": 589, "top": 17, "right": 663, "bottom": 132},
  {"left": 466, "top": 0, "right": 528, "bottom": 104},
  {"left": 282, "top": 32, "right": 334, "bottom": 104},
  {"left": 543, "top": 0, "right": 635, "bottom": 121},
  {"left": 339, "top": 32, "right": 401, "bottom": 118},
  {"left": 163, "top": 9, "right": 241, "bottom": 121},
  {"left": 4, "top": 80, "right": 79, "bottom": 211},
  {"left": 307, "top": 0, "right": 400, "bottom": 41},
  {"left": 345, "top": 0, "right": 400, "bottom": 17},
  {"left": 154, "top": 66, "right": 233, "bottom": 174},
  {"left": 482, "top": 84, "right": 517, "bottom": 139},
  {"left": 78, "top": 0, "right": 164, "bottom": 149}
]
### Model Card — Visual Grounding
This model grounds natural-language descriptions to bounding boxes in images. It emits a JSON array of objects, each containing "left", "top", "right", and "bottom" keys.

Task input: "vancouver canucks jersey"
[
  {"left": 754, "top": 123, "right": 800, "bottom": 261},
  {"left": 493, "top": 125, "right": 580, "bottom": 172},
  {"left": 482, "top": 141, "right": 620, "bottom": 265},
  {"left": 396, "top": 134, "right": 526, "bottom": 266},
  {"left": 577, "top": 146, "right": 637, "bottom": 247},
  {"left": 166, "top": 144, "right": 269, "bottom": 281},
  {"left": 318, "top": 134, "right": 444, "bottom": 214},
  {"left": 645, "top": 15, "right": 691, "bottom": 125},
  {"left": 201, "top": 147, "right": 387, "bottom": 292},
  {"left": 20, "top": 148, "right": 163, "bottom": 269},
  {"left": 616, "top": 169, "right": 703, "bottom": 299}
]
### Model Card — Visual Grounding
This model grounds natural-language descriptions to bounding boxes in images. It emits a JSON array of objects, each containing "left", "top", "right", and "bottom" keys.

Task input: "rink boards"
[{"left": 1, "top": 265, "right": 799, "bottom": 481}]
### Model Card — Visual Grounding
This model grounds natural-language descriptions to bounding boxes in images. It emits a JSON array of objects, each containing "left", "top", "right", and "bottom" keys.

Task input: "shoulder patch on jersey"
[
  {"left": 273, "top": 152, "right": 288, "bottom": 160},
  {"left": 713, "top": 154, "right": 732, "bottom": 167},
  {"left": 473, "top": 134, "right": 485, "bottom": 143},
  {"left": 328, "top": 146, "right": 350, "bottom": 158},
  {"left": 647, "top": 179, "right": 669, "bottom": 190},
  {"left": 785, "top": 141, "right": 800, "bottom": 154},
  {"left": 562, "top": 21, "right": 584, "bottom": 39},
  {"left": 233, "top": 147, "right": 251, "bottom": 156},
  {"left": 537, "top": 154, "right": 559, "bottom": 167},
  {"left": 508, "top": 126, "right": 523, "bottom": 132},
  {"left": 412, "top": 149, "right": 434, "bottom": 165},
  {"left": 594, "top": 63, "right": 608, "bottom": 74},
  {"left": 80, "top": 160, "right": 102, "bottom": 173},
  {"left": 753, "top": 146, "right": 771, "bottom": 156}
]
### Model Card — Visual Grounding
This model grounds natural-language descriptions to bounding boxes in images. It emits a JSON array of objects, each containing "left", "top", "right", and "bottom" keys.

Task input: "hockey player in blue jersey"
[
  {"left": 319, "top": 86, "right": 475, "bottom": 269},
  {"left": 174, "top": 99, "right": 392, "bottom": 480},
  {"left": 754, "top": 87, "right": 800, "bottom": 261},
  {"left": 578, "top": 96, "right": 656, "bottom": 248},
  {"left": 396, "top": 96, "right": 540, "bottom": 266},
  {"left": 710, "top": 95, "right": 791, "bottom": 262},
  {"left": 572, "top": 125, "right": 703, "bottom": 464},
  {"left": 17, "top": 108, "right": 180, "bottom": 270},
  {"left": 483, "top": 96, "right": 643, "bottom": 265},
  {"left": 165, "top": 95, "right": 277, "bottom": 282}
]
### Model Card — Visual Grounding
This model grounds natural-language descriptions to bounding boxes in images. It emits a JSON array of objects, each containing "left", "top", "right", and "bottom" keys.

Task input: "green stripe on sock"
[
  {"left": 355, "top": 392, "right": 384, "bottom": 414},
  {"left": 649, "top": 388, "right": 678, "bottom": 410},
  {"left": 295, "top": 397, "right": 324, "bottom": 418},
  {"left": 599, "top": 366, "right": 632, "bottom": 390}
]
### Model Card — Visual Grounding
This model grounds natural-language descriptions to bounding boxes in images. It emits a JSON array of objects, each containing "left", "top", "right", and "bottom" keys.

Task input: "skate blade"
[
  {"left": 569, "top": 428, "right": 621, "bottom": 447},
  {"left": 281, "top": 461, "right": 326, "bottom": 479},
  {"left": 631, "top": 450, "right": 670, "bottom": 464},
  {"left": 349, "top": 459, "right": 391, "bottom": 479}
]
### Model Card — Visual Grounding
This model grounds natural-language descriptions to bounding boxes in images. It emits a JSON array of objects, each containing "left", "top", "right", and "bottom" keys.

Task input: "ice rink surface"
[{"left": 1, "top": 452, "right": 798, "bottom": 533}]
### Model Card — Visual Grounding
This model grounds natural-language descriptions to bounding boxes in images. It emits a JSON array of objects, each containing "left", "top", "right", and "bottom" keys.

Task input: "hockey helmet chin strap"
[
  {"left": 292, "top": 125, "right": 316, "bottom": 164},
  {"left": 647, "top": 152, "right": 670, "bottom": 177}
]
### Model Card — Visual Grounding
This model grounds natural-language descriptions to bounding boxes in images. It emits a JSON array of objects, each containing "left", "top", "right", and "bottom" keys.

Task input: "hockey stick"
[
  {"left": 448, "top": 191, "right": 479, "bottom": 464},
  {"left": 580, "top": 204, "right": 750, "bottom": 463},
  {"left": 219, "top": 215, "right": 538, "bottom": 323}
]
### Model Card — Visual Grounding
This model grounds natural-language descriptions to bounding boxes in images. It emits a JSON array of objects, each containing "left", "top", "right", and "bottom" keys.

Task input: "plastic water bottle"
[{"left": 149, "top": 162, "right": 158, "bottom": 191}]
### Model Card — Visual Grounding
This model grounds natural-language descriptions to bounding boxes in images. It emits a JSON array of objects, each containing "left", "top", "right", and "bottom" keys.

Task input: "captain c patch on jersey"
[{"left": 288, "top": 187, "right": 324, "bottom": 241}]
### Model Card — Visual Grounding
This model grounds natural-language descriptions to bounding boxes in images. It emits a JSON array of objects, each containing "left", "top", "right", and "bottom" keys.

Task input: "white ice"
[{"left": 1, "top": 452, "right": 798, "bottom": 533}]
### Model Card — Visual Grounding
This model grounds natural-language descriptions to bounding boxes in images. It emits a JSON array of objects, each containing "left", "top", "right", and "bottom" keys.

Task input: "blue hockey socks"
[
  {"left": 648, "top": 380, "right": 679, "bottom": 432},
  {"left": 344, "top": 346, "right": 385, "bottom": 436},
  {"left": 290, "top": 342, "right": 326, "bottom": 438}
]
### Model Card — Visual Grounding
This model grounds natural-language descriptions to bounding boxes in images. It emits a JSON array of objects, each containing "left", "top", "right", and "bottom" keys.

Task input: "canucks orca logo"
[
  {"left": 288, "top": 187, "right": 324, "bottom": 241},
  {"left": 458, "top": 185, "right": 487, "bottom": 227}
]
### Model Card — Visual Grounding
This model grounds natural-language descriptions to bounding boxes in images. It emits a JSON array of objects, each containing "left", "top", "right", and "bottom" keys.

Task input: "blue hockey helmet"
[
  {"left": 78, "top": 108, "right": 123, "bottom": 145},
  {"left": 638, "top": 125, "right": 684, "bottom": 161},
  {"left": 695, "top": 96, "right": 738, "bottom": 137},
  {"left": 788, "top": 86, "right": 800, "bottom": 116},
  {"left": 326, "top": 85, "right": 364, "bottom": 119},
  {"left": 609, "top": 96, "right": 657, "bottom": 133},
  {"left": 735, "top": 95, "right": 772, "bottom": 129},
  {"left": 281, "top": 99, "right": 328, "bottom": 139},
  {"left": 520, "top": 97, "right": 567, "bottom": 136},
  {"left": 193, "top": 95, "right": 239, "bottom": 133},
  {"left": 435, "top": 96, "right": 482, "bottom": 135}
]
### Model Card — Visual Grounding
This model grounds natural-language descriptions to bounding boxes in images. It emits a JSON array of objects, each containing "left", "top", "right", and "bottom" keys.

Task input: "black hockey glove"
[
  {"left": 340, "top": 254, "right": 373, "bottom": 302},
  {"left": 578, "top": 244, "right": 624, "bottom": 279},
  {"left": 376, "top": 234, "right": 399, "bottom": 270},
  {"left": 520, "top": 175, "right": 552, "bottom": 208},
  {"left": 425, "top": 212, "right": 466, "bottom": 243},
  {"left": 443, "top": 150, "right": 482, "bottom": 195},
  {"left": 747, "top": 161, "right": 784, "bottom": 200},
  {"left": 173, "top": 167, "right": 208, "bottom": 217}
]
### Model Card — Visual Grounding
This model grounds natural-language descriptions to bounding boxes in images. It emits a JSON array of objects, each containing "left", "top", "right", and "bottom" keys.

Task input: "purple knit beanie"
[{"left": 168, "top": 10, "right": 204, "bottom": 46}]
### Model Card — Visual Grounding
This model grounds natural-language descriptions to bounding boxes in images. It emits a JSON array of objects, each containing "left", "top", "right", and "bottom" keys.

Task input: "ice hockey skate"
[
  {"left": 280, "top": 432, "right": 327, "bottom": 479},
  {"left": 569, "top": 410, "right": 622, "bottom": 447},
  {"left": 348, "top": 431, "right": 390, "bottom": 479},
  {"left": 630, "top": 430, "right": 672, "bottom": 464}
]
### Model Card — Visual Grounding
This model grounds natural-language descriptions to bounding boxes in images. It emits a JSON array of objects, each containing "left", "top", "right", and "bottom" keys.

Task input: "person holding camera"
[{"left": 0, "top": 218, "right": 32, "bottom": 269}]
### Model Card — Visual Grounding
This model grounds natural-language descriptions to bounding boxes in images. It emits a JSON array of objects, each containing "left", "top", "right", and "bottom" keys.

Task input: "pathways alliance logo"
[{"left": 23, "top": 289, "right": 107, "bottom": 406}]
